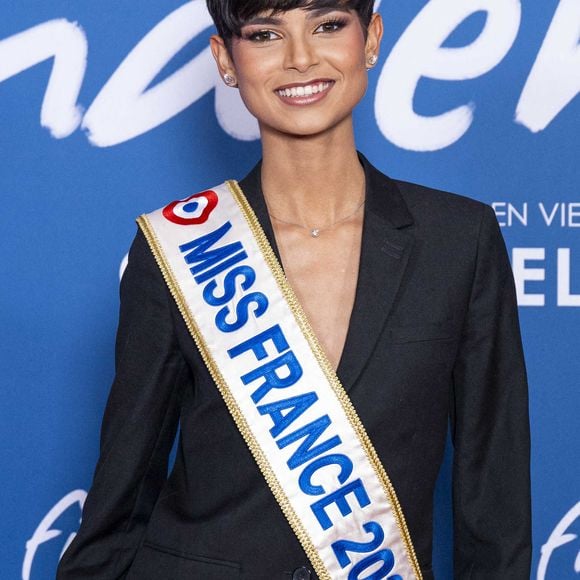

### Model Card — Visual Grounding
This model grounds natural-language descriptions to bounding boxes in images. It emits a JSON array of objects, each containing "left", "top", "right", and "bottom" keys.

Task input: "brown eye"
[
  {"left": 315, "top": 19, "right": 347, "bottom": 34},
  {"left": 247, "top": 29, "right": 278, "bottom": 42}
]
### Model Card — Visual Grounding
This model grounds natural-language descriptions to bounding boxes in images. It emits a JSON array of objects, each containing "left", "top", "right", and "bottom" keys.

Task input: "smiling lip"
[{"left": 274, "top": 79, "right": 335, "bottom": 105}]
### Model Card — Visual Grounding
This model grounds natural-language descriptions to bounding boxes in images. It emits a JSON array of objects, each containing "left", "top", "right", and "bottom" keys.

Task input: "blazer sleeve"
[
  {"left": 450, "top": 205, "right": 532, "bottom": 578},
  {"left": 57, "top": 229, "right": 190, "bottom": 579}
]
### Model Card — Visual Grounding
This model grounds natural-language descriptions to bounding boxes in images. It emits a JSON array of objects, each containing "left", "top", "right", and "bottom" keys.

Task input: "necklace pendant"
[{"left": 310, "top": 228, "right": 320, "bottom": 238}]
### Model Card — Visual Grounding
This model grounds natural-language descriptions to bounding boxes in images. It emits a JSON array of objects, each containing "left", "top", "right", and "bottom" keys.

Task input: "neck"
[{"left": 260, "top": 119, "right": 365, "bottom": 227}]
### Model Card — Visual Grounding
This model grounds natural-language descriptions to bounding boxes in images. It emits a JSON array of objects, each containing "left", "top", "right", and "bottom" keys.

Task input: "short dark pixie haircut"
[{"left": 207, "top": 0, "right": 374, "bottom": 46}]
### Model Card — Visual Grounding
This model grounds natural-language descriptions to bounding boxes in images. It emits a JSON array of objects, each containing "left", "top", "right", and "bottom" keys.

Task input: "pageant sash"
[{"left": 137, "top": 182, "right": 421, "bottom": 580}]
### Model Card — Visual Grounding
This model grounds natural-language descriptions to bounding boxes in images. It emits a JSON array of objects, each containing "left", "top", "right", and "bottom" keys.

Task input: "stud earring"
[
  {"left": 223, "top": 73, "right": 237, "bottom": 86},
  {"left": 367, "top": 54, "right": 378, "bottom": 68}
]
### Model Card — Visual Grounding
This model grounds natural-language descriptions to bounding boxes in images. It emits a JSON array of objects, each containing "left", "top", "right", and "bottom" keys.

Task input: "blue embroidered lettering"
[
  {"left": 349, "top": 550, "right": 397, "bottom": 580},
  {"left": 215, "top": 292, "right": 268, "bottom": 333},
  {"left": 179, "top": 221, "right": 246, "bottom": 283},
  {"left": 277, "top": 415, "right": 341, "bottom": 470},
  {"left": 240, "top": 351, "right": 303, "bottom": 403},
  {"left": 203, "top": 265, "right": 256, "bottom": 306},
  {"left": 228, "top": 324, "right": 288, "bottom": 361},
  {"left": 298, "top": 453, "right": 354, "bottom": 496},
  {"left": 331, "top": 521, "right": 385, "bottom": 568},
  {"left": 311, "top": 478, "right": 371, "bottom": 530},
  {"left": 194, "top": 250, "right": 247, "bottom": 284},
  {"left": 257, "top": 392, "right": 318, "bottom": 438}
]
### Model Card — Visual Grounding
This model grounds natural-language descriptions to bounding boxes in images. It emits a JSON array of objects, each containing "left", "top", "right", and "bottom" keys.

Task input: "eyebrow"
[
  {"left": 242, "top": 7, "right": 350, "bottom": 27},
  {"left": 242, "top": 15, "right": 284, "bottom": 26},
  {"left": 304, "top": 7, "right": 351, "bottom": 19}
]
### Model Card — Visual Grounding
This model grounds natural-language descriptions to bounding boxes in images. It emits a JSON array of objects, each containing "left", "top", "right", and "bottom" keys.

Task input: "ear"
[
  {"left": 365, "top": 13, "right": 383, "bottom": 63},
  {"left": 210, "top": 35, "right": 237, "bottom": 83}
]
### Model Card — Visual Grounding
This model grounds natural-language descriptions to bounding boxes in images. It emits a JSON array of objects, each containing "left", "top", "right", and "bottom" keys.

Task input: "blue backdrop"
[{"left": 1, "top": 1, "right": 578, "bottom": 578}]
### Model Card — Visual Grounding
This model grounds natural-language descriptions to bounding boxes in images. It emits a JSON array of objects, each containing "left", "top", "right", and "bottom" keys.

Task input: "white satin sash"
[{"left": 137, "top": 181, "right": 421, "bottom": 580}]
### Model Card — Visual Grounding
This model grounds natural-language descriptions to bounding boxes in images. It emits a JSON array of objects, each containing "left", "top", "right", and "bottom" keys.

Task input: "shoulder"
[
  {"left": 125, "top": 226, "right": 158, "bottom": 275},
  {"left": 360, "top": 153, "right": 495, "bottom": 237},
  {"left": 392, "top": 179, "right": 510, "bottom": 283},
  {"left": 393, "top": 178, "right": 493, "bottom": 230},
  {"left": 119, "top": 225, "right": 169, "bottom": 304},
  {"left": 378, "top": 174, "right": 509, "bottom": 279}
]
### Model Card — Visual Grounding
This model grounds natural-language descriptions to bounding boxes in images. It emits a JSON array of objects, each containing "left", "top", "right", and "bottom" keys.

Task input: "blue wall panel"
[{"left": 1, "top": 1, "right": 578, "bottom": 578}]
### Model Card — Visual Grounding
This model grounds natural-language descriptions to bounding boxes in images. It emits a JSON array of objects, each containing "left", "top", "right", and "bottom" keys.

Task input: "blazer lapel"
[
  {"left": 237, "top": 155, "right": 415, "bottom": 392},
  {"left": 336, "top": 155, "right": 415, "bottom": 391}
]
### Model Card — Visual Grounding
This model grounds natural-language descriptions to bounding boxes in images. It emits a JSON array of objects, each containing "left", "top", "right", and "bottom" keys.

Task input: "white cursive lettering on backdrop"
[
  {"left": 537, "top": 501, "right": 580, "bottom": 580},
  {"left": 516, "top": 0, "right": 580, "bottom": 133},
  {"left": 0, "top": 0, "right": 578, "bottom": 149},
  {"left": 82, "top": 0, "right": 258, "bottom": 146},
  {"left": 375, "top": 0, "right": 521, "bottom": 151},
  {"left": 22, "top": 489, "right": 87, "bottom": 580},
  {"left": 0, "top": 19, "right": 87, "bottom": 139}
]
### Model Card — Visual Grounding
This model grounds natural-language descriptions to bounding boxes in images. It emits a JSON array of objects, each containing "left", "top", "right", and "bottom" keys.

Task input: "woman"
[{"left": 57, "top": 0, "right": 531, "bottom": 578}]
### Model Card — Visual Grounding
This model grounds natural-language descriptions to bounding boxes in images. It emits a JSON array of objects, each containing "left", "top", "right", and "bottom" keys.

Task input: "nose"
[{"left": 284, "top": 35, "right": 318, "bottom": 73}]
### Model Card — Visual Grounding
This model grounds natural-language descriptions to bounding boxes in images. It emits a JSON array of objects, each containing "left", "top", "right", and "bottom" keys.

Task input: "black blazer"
[{"left": 57, "top": 155, "right": 531, "bottom": 579}]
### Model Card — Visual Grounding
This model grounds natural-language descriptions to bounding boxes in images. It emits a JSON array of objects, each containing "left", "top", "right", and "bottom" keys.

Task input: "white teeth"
[{"left": 277, "top": 82, "right": 331, "bottom": 98}]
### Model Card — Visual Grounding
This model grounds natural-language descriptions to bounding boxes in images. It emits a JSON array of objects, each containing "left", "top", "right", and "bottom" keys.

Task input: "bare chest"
[{"left": 272, "top": 220, "right": 363, "bottom": 370}]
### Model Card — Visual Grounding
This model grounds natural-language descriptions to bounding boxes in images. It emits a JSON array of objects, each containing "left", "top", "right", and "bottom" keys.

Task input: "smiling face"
[{"left": 210, "top": 7, "right": 382, "bottom": 139}]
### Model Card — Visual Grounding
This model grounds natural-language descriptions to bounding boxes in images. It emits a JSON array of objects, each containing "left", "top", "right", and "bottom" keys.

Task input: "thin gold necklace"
[{"left": 268, "top": 195, "right": 365, "bottom": 238}]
